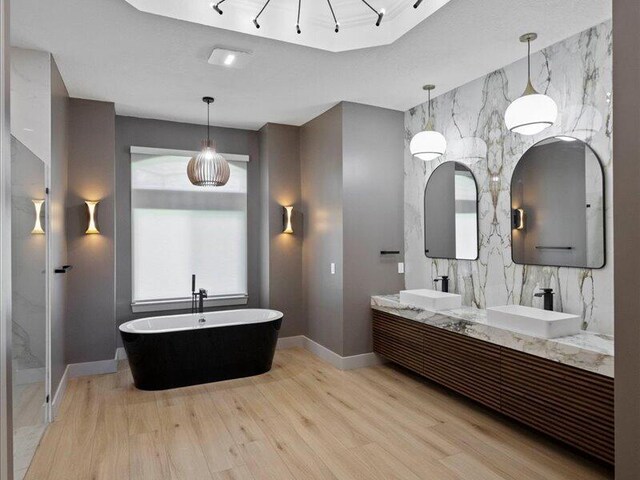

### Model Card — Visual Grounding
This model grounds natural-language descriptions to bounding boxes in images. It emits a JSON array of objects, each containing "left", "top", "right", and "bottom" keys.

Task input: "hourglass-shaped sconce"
[
  {"left": 85, "top": 201, "right": 99, "bottom": 234},
  {"left": 32, "top": 199, "right": 45, "bottom": 234},
  {"left": 283, "top": 206, "right": 294, "bottom": 234},
  {"left": 512, "top": 208, "right": 525, "bottom": 230}
]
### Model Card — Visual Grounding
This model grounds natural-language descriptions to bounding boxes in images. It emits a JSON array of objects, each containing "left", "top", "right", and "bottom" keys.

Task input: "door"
[{"left": 10, "top": 136, "right": 49, "bottom": 480}]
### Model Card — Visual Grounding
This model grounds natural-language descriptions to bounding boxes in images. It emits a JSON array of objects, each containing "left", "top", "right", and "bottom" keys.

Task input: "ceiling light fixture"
[
  {"left": 187, "top": 97, "right": 230, "bottom": 187},
  {"left": 410, "top": 84, "right": 447, "bottom": 162},
  {"left": 326, "top": 0, "right": 339, "bottom": 32},
  {"left": 504, "top": 33, "right": 558, "bottom": 136},
  {"left": 211, "top": 0, "right": 225, "bottom": 14},
  {"left": 208, "top": 48, "right": 251, "bottom": 68},
  {"left": 213, "top": 0, "right": 383, "bottom": 32}
]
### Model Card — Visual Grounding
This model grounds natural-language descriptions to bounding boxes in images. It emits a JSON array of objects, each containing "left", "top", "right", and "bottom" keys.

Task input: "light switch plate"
[
  {"left": 398, "top": 262, "right": 405, "bottom": 274},
  {"left": 330, "top": 263, "right": 336, "bottom": 275}
]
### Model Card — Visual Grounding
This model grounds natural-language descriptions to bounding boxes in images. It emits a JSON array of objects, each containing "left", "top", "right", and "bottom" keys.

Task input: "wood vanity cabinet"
[{"left": 372, "top": 309, "right": 614, "bottom": 465}]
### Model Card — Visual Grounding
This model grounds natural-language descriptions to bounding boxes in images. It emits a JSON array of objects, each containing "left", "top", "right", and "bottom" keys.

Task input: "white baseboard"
[
  {"left": 277, "top": 335, "right": 384, "bottom": 371},
  {"left": 51, "top": 366, "right": 69, "bottom": 419},
  {"left": 276, "top": 335, "right": 305, "bottom": 349},
  {"left": 67, "top": 359, "right": 117, "bottom": 379},
  {"left": 115, "top": 347, "right": 127, "bottom": 360},
  {"left": 340, "top": 350, "right": 385, "bottom": 370},
  {"left": 51, "top": 357, "right": 117, "bottom": 419}
]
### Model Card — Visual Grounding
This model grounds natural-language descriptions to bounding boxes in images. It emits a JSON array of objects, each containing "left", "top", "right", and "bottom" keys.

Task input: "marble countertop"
[{"left": 371, "top": 295, "right": 614, "bottom": 378}]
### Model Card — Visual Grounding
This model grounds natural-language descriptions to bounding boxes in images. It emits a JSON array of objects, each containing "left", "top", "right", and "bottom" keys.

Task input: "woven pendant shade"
[{"left": 187, "top": 139, "right": 230, "bottom": 187}]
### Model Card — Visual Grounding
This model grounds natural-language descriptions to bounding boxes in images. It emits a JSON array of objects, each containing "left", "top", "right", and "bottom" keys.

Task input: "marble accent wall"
[{"left": 404, "top": 21, "right": 613, "bottom": 335}]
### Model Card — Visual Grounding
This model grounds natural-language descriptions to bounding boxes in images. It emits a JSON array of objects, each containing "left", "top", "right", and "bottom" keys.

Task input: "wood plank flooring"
[{"left": 24, "top": 348, "right": 613, "bottom": 480}]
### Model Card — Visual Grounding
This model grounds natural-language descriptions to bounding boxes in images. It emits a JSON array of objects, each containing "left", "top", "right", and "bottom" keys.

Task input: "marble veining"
[
  {"left": 404, "top": 21, "right": 613, "bottom": 335},
  {"left": 372, "top": 295, "right": 613, "bottom": 378}
]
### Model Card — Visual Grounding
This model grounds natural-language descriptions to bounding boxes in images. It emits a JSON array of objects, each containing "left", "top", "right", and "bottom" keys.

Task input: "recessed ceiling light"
[{"left": 208, "top": 48, "right": 251, "bottom": 69}]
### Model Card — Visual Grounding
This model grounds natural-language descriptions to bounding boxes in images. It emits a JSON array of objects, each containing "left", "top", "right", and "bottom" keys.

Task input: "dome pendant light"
[
  {"left": 504, "top": 33, "right": 558, "bottom": 136},
  {"left": 410, "top": 84, "right": 447, "bottom": 162},
  {"left": 187, "top": 97, "right": 230, "bottom": 187}
]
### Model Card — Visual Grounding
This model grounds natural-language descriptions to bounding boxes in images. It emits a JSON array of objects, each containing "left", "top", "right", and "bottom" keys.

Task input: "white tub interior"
[{"left": 119, "top": 309, "right": 283, "bottom": 334}]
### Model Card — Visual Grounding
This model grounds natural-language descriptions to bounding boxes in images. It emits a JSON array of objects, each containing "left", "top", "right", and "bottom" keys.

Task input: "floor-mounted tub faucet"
[
  {"left": 198, "top": 288, "right": 208, "bottom": 315},
  {"left": 534, "top": 288, "right": 554, "bottom": 311},
  {"left": 191, "top": 274, "right": 208, "bottom": 317},
  {"left": 433, "top": 275, "right": 450, "bottom": 293}
]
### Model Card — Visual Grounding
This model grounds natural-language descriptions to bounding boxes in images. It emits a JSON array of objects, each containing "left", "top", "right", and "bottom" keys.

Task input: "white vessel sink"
[
  {"left": 399, "top": 289, "right": 462, "bottom": 311},
  {"left": 486, "top": 305, "right": 581, "bottom": 339}
]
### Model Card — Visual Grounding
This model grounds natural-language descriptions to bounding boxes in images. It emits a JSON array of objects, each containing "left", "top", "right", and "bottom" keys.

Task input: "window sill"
[{"left": 131, "top": 294, "right": 248, "bottom": 314}]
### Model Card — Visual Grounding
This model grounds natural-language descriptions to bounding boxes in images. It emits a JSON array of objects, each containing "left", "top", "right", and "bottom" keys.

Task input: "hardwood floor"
[{"left": 24, "top": 348, "right": 613, "bottom": 480}]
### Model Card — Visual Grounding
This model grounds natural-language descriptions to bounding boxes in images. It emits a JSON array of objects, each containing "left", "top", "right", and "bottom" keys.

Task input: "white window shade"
[{"left": 131, "top": 149, "right": 248, "bottom": 307}]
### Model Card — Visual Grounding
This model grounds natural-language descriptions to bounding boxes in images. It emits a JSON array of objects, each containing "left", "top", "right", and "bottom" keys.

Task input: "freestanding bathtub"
[{"left": 119, "top": 309, "right": 283, "bottom": 390}]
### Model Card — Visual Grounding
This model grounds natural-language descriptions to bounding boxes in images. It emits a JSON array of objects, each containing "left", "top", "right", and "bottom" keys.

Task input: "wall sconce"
[
  {"left": 283, "top": 206, "right": 294, "bottom": 234},
  {"left": 31, "top": 199, "right": 45, "bottom": 234},
  {"left": 512, "top": 208, "right": 525, "bottom": 230},
  {"left": 85, "top": 201, "right": 100, "bottom": 234}
]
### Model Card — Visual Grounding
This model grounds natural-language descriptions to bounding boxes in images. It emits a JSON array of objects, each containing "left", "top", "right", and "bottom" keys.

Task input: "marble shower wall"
[
  {"left": 11, "top": 136, "right": 47, "bottom": 371},
  {"left": 404, "top": 21, "right": 613, "bottom": 335}
]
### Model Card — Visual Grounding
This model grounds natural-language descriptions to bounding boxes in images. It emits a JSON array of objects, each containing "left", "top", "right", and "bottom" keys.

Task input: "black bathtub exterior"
[{"left": 120, "top": 316, "right": 282, "bottom": 390}]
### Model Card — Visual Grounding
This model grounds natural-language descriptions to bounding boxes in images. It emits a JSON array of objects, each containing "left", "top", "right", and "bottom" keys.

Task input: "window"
[{"left": 130, "top": 147, "right": 249, "bottom": 312}]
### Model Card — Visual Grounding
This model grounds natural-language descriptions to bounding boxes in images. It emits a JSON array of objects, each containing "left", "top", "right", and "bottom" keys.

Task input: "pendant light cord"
[
  {"left": 527, "top": 37, "right": 531, "bottom": 83},
  {"left": 427, "top": 89, "right": 431, "bottom": 119},
  {"left": 207, "top": 102, "right": 210, "bottom": 144}
]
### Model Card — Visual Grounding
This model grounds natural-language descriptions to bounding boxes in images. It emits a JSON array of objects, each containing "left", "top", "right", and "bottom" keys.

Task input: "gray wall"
[
  {"left": 258, "top": 124, "right": 304, "bottom": 337},
  {"left": 49, "top": 57, "right": 68, "bottom": 392},
  {"left": 300, "top": 103, "right": 404, "bottom": 357},
  {"left": 342, "top": 102, "right": 404, "bottom": 356},
  {"left": 115, "top": 116, "right": 260, "bottom": 334},
  {"left": 613, "top": 0, "right": 640, "bottom": 476},
  {"left": 301, "top": 105, "right": 344, "bottom": 355},
  {"left": 66, "top": 99, "right": 116, "bottom": 364}
]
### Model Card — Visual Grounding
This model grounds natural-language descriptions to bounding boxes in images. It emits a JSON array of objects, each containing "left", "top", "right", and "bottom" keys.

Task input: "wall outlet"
[
  {"left": 330, "top": 263, "right": 336, "bottom": 275},
  {"left": 398, "top": 262, "right": 405, "bottom": 274}
]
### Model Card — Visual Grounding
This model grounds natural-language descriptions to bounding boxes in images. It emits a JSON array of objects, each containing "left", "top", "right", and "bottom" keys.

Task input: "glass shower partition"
[{"left": 11, "top": 136, "right": 49, "bottom": 480}]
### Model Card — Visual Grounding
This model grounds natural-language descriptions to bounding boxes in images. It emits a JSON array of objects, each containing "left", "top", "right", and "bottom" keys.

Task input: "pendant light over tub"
[
  {"left": 187, "top": 97, "right": 230, "bottom": 187},
  {"left": 504, "top": 33, "right": 558, "bottom": 136},
  {"left": 410, "top": 84, "right": 447, "bottom": 161}
]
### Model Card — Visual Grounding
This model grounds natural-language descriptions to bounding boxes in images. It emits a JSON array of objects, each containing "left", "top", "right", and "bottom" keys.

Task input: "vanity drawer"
[
  {"left": 500, "top": 348, "right": 614, "bottom": 464},
  {"left": 371, "top": 309, "right": 614, "bottom": 465},
  {"left": 422, "top": 324, "right": 502, "bottom": 410},
  {"left": 372, "top": 311, "right": 425, "bottom": 375}
]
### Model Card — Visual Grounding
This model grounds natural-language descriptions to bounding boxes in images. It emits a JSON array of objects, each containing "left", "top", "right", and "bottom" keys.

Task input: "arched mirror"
[
  {"left": 511, "top": 136, "right": 605, "bottom": 268},
  {"left": 424, "top": 161, "right": 479, "bottom": 260}
]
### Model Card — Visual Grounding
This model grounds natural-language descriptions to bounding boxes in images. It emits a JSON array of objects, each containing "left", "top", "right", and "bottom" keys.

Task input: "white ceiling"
[
  {"left": 11, "top": 0, "right": 611, "bottom": 131},
  {"left": 124, "top": 0, "right": 453, "bottom": 52}
]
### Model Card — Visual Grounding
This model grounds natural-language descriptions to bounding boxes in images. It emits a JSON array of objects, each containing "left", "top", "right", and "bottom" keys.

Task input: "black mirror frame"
[
  {"left": 509, "top": 135, "right": 606, "bottom": 270},
  {"left": 423, "top": 161, "right": 480, "bottom": 261}
]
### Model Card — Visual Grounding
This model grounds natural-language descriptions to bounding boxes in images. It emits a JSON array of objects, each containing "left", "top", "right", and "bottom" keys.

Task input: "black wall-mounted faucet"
[
  {"left": 534, "top": 288, "right": 554, "bottom": 311},
  {"left": 434, "top": 275, "right": 450, "bottom": 293}
]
